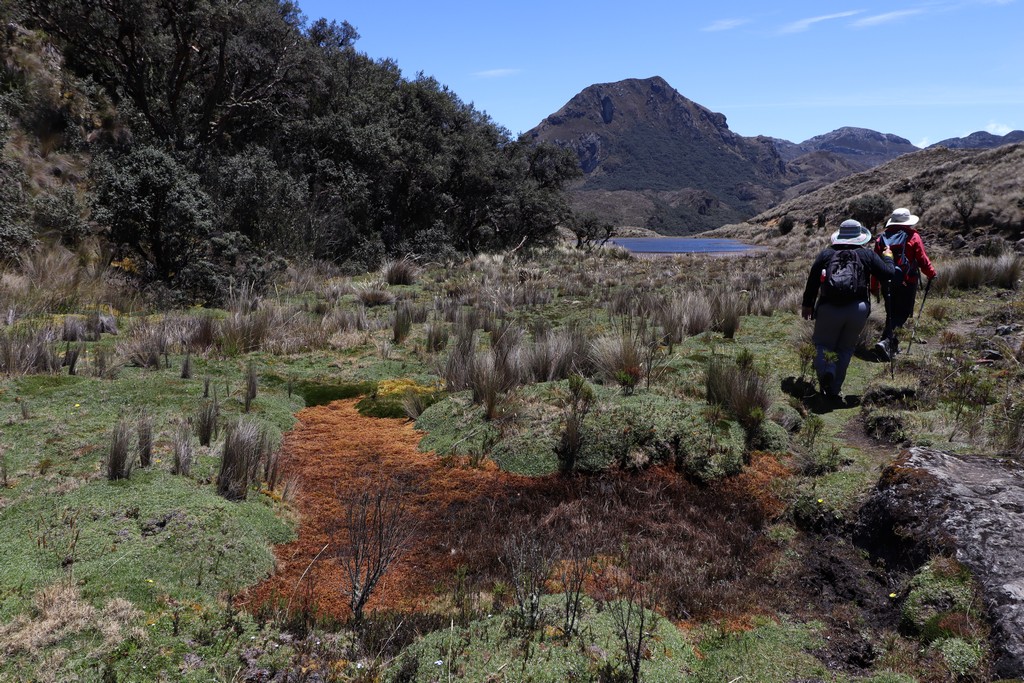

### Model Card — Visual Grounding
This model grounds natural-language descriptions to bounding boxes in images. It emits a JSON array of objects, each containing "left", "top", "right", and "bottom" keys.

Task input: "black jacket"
[{"left": 802, "top": 245, "right": 895, "bottom": 309}]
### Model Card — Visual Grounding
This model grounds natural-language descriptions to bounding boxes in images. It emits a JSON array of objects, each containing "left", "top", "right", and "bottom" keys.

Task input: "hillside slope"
[{"left": 711, "top": 143, "right": 1024, "bottom": 247}]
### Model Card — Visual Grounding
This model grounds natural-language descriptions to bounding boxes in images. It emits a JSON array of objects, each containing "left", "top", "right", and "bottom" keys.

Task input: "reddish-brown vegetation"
[{"left": 248, "top": 400, "right": 791, "bottom": 624}]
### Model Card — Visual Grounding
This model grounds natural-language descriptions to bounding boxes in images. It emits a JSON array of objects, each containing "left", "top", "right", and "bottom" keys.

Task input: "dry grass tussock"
[
  {"left": 0, "top": 241, "right": 135, "bottom": 317},
  {"left": 0, "top": 582, "right": 144, "bottom": 657}
]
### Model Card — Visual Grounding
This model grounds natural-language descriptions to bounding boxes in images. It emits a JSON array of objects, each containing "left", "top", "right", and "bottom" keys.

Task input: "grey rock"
[
  {"left": 858, "top": 447, "right": 1024, "bottom": 678},
  {"left": 951, "top": 234, "right": 968, "bottom": 249}
]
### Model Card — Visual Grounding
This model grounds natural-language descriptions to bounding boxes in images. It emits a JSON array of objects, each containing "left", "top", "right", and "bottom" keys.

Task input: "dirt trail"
[{"left": 246, "top": 400, "right": 527, "bottom": 619}]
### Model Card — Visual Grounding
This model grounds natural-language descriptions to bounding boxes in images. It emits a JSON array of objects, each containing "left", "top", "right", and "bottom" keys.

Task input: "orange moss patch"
[
  {"left": 246, "top": 401, "right": 795, "bottom": 624},
  {"left": 245, "top": 400, "right": 536, "bottom": 619}
]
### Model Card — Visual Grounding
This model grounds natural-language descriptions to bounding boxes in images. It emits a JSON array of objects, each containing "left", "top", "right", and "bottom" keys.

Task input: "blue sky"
[{"left": 297, "top": 1, "right": 1023, "bottom": 147}]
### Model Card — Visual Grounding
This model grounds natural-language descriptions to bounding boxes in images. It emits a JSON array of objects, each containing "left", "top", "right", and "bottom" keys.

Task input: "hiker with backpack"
[
  {"left": 802, "top": 220, "right": 896, "bottom": 401},
  {"left": 871, "top": 208, "right": 938, "bottom": 361}
]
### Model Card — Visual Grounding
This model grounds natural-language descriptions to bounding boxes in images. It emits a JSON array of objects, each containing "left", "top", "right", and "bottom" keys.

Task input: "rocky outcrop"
[{"left": 857, "top": 447, "right": 1024, "bottom": 678}]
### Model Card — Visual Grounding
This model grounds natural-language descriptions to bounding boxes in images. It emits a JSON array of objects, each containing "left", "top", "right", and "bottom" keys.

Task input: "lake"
[{"left": 609, "top": 237, "right": 762, "bottom": 254}]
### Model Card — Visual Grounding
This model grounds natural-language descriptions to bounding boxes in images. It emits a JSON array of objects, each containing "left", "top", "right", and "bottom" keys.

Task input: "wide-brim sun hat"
[
  {"left": 886, "top": 207, "right": 920, "bottom": 227},
  {"left": 831, "top": 219, "right": 872, "bottom": 246}
]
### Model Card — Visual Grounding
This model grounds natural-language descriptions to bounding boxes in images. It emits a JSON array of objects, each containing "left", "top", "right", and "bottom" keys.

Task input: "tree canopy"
[{"left": 2, "top": 0, "right": 580, "bottom": 299}]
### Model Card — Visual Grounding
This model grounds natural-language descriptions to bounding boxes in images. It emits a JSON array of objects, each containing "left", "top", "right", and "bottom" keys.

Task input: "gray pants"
[{"left": 813, "top": 300, "right": 869, "bottom": 395}]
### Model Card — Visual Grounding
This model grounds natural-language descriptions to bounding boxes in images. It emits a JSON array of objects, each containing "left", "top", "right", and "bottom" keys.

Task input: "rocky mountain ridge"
[{"left": 527, "top": 76, "right": 1024, "bottom": 233}]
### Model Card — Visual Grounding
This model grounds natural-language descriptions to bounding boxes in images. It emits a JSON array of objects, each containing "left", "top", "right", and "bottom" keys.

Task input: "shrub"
[
  {"left": 106, "top": 418, "right": 133, "bottom": 481},
  {"left": 778, "top": 214, "right": 795, "bottom": 235}
]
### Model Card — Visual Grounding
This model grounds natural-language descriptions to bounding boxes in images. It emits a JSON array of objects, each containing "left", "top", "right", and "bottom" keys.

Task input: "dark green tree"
[
  {"left": 93, "top": 146, "right": 214, "bottom": 284},
  {"left": 847, "top": 194, "right": 893, "bottom": 230}
]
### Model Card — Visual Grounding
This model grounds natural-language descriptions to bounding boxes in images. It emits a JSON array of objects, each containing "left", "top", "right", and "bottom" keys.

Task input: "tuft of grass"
[
  {"left": 934, "top": 254, "right": 1022, "bottom": 292},
  {"left": 217, "top": 417, "right": 277, "bottom": 501},
  {"left": 591, "top": 333, "right": 643, "bottom": 395},
  {"left": 106, "top": 418, "right": 133, "bottom": 481},
  {"left": 381, "top": 257, "right": 419, "bottom": 286},
  {"left": 353, "top": 280, "right": 395, "bottom": 307},
  {"left": 196, "top": 397, "right": 219, "bottom": 447},
  {"left": 0, "top": 325, "right": 60, "bottom": 375},
  {"left": 137, "top": 409, "right": 153, "bottom": 468},
  {"left": 171, "top": 420, "right": 193, "bottom": 476},
  {"left": 392, "top": 301, "right": 413, "bottom": 344}
]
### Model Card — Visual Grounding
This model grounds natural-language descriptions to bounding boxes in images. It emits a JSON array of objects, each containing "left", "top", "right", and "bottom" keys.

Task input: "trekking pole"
[
  {"left": 882, "top": 281, "right": 896, "bottom": 380},
  {"left": 904, "top": 276, "right": 934, "bottom": 357}
]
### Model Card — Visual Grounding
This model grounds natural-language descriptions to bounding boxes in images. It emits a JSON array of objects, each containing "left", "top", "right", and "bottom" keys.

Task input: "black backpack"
[
  {"left": 822, "top": 249, "right": 864, "bottom": 303},
  {"left": 880, "top": 229, "right": 916, "bottom": 285}
]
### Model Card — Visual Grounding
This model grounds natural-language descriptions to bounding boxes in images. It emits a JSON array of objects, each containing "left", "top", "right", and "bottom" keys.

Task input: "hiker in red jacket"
[{"left": 871, "top": 208, "right": 938, "bottom": 360}]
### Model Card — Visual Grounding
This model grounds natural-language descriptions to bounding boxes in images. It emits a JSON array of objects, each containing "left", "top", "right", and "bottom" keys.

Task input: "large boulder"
[{"left": 856, "top": 447, "right": 1024, "bottom": 678}]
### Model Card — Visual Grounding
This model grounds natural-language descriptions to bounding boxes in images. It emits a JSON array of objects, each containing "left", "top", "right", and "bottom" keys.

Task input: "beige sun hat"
[
  {"left": 830, "top": 219, "right": 872, "bottom": 246},
  {"left": 886, "top": 207, "right": 920, "bottom": 227}
]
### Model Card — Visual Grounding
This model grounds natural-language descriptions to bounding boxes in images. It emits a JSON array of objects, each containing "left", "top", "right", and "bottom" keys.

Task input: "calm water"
[{"left": 609, "top": 237, "right": 761, "bottom": 254}]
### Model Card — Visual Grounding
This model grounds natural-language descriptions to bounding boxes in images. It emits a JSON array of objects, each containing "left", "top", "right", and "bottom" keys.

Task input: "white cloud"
[
  {"left": 472, "top": 68, "right": 521, "bottom": 79},
  {"left": 702, "top": 18, "right": 748, "bottom": 32},
  {"left": 985, "top": 122, "right": 1013, "bottom": 135},
  {"left": 916, "top": 137, "right": 931, "bottom": 148},
  {"left": 851, "top": 9, "right": 925, "bottom": 27},
  {"left": 780, "top": 10, "right": 862, "bottom": 33}
]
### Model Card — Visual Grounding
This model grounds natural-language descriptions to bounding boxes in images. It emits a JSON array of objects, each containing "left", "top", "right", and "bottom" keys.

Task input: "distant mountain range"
[{"left": 525, "top": 76, "right": 1023, "bottom": 233}]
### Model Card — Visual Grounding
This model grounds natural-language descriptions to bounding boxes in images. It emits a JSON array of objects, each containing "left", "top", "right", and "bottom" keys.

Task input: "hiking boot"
[{"left": 874, "top": 339, "right": 890, "bottom": 361}]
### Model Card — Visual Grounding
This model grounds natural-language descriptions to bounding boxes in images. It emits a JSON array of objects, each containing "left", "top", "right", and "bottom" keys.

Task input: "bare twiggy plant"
[
  {"left": 499, "top": 528, "right": 552, "bottom": 632},
  {"left": 607, "top": 545, "right": 661, "bottom": 683},
  {"left": 335, "top": 479, "right": 418, "bottom": 623}
]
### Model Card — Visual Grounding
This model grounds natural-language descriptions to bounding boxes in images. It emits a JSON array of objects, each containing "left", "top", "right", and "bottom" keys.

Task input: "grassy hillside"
[{"left": 1, "top": 239, "right": 1020, "bottom": 681}]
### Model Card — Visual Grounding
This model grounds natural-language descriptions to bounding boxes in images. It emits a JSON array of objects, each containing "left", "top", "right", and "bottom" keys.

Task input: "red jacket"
[{"left": 870, "top": 226, "right": 936, "bottom": 293}]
